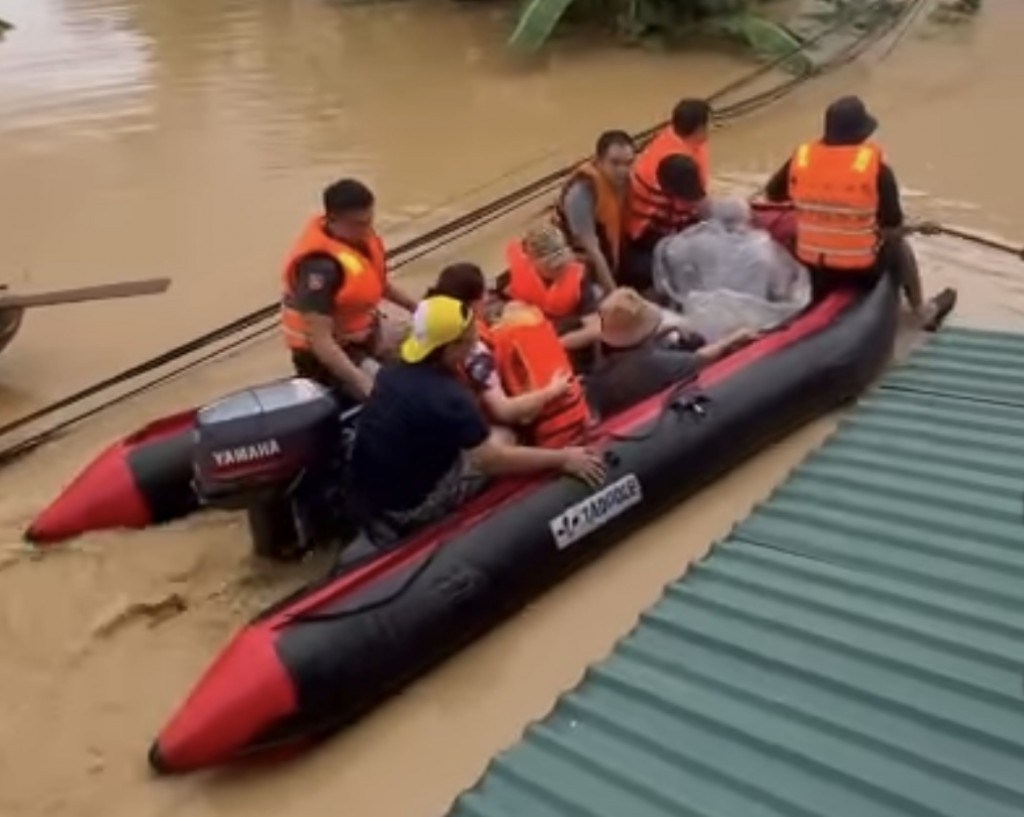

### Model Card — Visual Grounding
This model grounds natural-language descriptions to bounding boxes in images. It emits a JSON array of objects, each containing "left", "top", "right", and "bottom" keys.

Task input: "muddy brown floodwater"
[{"left": 1, "top": 1, "right": 1022, "bottom": 815}]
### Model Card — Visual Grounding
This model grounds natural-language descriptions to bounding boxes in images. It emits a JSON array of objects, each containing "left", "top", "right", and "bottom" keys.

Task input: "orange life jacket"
[
  {"left": 505, "top": 240, "right": 585, "bottom": 320},
  {"left": 280, "top": 217, "right": 387, "bottom": 350},
  {"left": 788, "top": 141, "right": 882, "bottom": 272},
  {"left": 627, "top": 126, "right": 709, "bottom": 242},
  {"left": 553, "top": 160, "right": 627, "bottom": 271},
  {"left": 489, "top": 304, "right": 591, "bottom": 449}
]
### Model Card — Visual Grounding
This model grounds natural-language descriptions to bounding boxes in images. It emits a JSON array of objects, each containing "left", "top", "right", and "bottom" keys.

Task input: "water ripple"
[{"left": 0, "top": 0, "right": 153, "bottom": 134}]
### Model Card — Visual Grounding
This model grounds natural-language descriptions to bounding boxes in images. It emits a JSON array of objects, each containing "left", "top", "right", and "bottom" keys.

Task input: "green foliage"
[
  {"left": 507, "top": 0, "right": 578, "bottom": 51},
  {"left": 507, "top": 0, "right": 817, "bottom": 68},
  {"left": 699, "top": 12, "right": 810, "bottom": 72},
  {"left": 0, "top": 18, "right": 12, "bottom": 34}
]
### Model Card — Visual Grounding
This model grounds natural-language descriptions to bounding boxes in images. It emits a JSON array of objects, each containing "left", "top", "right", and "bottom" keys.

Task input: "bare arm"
[
  {"left": 563, "top": 180, "right": 616, "bottom": 294},
  {"left": 480, "top": 372, "right": 570, "bottom": 426},
  {"left": 466, "top": 432, "right": 567, "bottom": 474},
  {"left": 694, "top": 327, "right": 758, "bottom": 363},
  {"left": 307, "top": 315, "right": 374, "bottom": 398},
  {"left": 559, "top": 313, "right": 601, "bottom": 352},
  {"left": 384, "top": 280, "right": 417, "bottom": 312},
  {"left": 466, "top": 433, "right": 605, "bottom": 486},
  {"left": 291, "top": 256, "right": 375, "bottom": 399},
  {"left": 578, "top": 234, "right": 616, "bottom": 295}
]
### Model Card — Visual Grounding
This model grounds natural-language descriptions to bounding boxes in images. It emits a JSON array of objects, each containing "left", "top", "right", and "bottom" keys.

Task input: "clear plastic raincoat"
[{"left": 652, "top": 199, "right": 811, "bottom": 342}]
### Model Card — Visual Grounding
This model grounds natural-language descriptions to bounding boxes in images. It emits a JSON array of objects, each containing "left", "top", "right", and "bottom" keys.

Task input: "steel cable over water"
[{"left": 0, "top": 0, "right": 923, "bottom": 467}]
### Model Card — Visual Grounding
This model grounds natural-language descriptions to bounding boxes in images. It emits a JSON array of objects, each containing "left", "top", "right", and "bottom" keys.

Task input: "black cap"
[{"left": 823, "top": 96, "right": 878, "bottom": 144}]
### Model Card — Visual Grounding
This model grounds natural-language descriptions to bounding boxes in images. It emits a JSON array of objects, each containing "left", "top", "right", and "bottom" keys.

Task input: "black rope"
[
  {"left": 932, "top": 225, "right": 1024, "bottom": 260},
  {"left": 0, "top": 0, "right": 905, "bottom": 465}
]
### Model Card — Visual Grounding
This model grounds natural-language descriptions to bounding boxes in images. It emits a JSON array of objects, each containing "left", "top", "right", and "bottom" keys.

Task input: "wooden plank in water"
[{"left": 0, "top": 278, "right": 171, "bottom": 310}]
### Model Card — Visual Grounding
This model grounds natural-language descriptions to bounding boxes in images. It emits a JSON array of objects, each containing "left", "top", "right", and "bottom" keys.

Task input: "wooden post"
[{"left": 0, "top": 278, "right": 172, "bottom": 310}]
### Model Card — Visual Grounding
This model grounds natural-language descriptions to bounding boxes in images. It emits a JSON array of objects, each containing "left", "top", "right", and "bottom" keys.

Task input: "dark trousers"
[
  {"left": 807, "top": 237, "right": 913, "bottom": 302},
  {"left": 291, "top": 349, "right": 363, "bottom": 412}
]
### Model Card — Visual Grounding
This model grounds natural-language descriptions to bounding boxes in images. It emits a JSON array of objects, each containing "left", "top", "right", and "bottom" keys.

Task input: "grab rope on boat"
[
  {"left": 931, "top": 225, "right": 1024, "bottom": 260},
  {"left": 0, "top": 0, "right": 925, "bottom": 467}
]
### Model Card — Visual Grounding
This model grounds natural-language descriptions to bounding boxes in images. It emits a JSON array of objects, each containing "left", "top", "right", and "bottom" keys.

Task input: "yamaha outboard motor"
[{"left": 192, "top": 378, "right": 353, "bottom": 560}]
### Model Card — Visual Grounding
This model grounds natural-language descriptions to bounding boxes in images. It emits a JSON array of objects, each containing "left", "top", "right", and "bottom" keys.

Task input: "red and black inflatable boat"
[
  {"left": 26, "top": 410, "right": 199, "bottom": 543},
  {"left": 26, "top": 202, "right": 802, "bottom": 548},
  {"left": 148, "top": 273, "right": 899, "bottom": 774}
]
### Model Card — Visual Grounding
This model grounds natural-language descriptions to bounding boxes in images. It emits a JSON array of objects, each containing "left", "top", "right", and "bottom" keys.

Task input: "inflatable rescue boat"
[
  {"left": 25, "top": 202, "right": 799, "bottom": 547},
  {"left": 148, "top": 274, "right": 899, "bottom": 774},
  {"left": 25, "top": 411, "right": 199, "bottom": 543}
]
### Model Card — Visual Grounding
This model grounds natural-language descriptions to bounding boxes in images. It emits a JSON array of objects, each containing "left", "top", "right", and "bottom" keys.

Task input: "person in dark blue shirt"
[{"left": 350, "top": 294, "right": 605, "bottom": 534}]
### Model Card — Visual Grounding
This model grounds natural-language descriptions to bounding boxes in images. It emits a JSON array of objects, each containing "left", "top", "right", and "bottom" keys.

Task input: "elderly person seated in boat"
[
  {"left": 349, "top": 294, "right": 605, "bottom": 536},
  {"left": 497, "top": 224, "right": 600, "bottom": 352},
  {"left": 651, "top": 196, "right": 811, "bottom": 343},
  {"left": 584, "top": 287, "right": 756, "bottom": 419},
  {"left": 427, "top": 262, "right": 579, "bottom": 438}
]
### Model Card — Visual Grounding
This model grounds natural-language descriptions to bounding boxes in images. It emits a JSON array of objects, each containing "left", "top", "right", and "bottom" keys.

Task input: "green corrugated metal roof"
[{"left": 445, "top": 327, "right": 1024, "bottom": 817}]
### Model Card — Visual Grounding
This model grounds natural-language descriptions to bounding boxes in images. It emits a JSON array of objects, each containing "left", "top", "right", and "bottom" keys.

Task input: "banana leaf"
[
  {"left": 508, "top": 0, "right": 579, "bottom": 51},
  {"left": 702, "top": 11, "right": 813, "bottom": 72}
]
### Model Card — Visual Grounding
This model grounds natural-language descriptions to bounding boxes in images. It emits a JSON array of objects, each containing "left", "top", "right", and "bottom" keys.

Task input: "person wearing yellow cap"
[{"left": 349, "top": 294, "right": 606, "bottom": 536}]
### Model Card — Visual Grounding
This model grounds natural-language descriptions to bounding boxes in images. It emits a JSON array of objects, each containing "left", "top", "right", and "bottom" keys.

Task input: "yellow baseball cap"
[{"left": 400, "top": 295, "right": 474, "bottom": 364}]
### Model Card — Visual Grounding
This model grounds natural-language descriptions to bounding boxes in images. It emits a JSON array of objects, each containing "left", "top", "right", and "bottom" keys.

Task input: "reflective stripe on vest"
[
  {"left": 280, "top": 218, "right": 386, "bottom": 350},
  {"left": 790, "top": 142, "right": 882, "bottom": 272},
  {"left": 490, "top": 303, "right": 590, "bottom": 449},
  {"left": 505, "top": 240, "right": 585, "bottom": 320}
]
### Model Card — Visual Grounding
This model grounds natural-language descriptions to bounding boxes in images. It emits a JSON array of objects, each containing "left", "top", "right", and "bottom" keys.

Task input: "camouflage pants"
[{"left": 380, "top": 456, "right": 489, "bottom": 533}]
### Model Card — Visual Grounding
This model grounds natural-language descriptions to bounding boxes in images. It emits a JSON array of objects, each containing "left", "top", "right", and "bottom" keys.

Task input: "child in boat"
[
  {"left": 429, "top": 263, "right": 594, "bottom": 449},
  {"left": 585, "top": 287, "right": 757, "bottom": 419},
  {"left": 349, "top": 295, "right": 604, "bottom": 536},
  {"left": 427, "top": 263, "right": 573, "bottom": 434}
]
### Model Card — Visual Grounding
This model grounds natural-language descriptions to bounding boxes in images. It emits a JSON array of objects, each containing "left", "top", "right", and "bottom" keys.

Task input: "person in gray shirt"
[
  {"left": 585, "top": 287, "right": 756, "bottom": 419},
  {"left": 554, "top": 130, "right": 635, "bottom": 295}
]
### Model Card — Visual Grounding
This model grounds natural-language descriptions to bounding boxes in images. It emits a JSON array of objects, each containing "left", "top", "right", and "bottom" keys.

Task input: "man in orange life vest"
[
  {"left": 623, "top": 98, "right": 712, "bottom": 289},
  {"left": 280, "top": 179, "right": 418, "bottom": 404},
  {"left": 763, "top": 97, "right": 957, "bottom": 330},
  {"left": 553, "top": 130, "right": 636, "bottom": 295}
]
